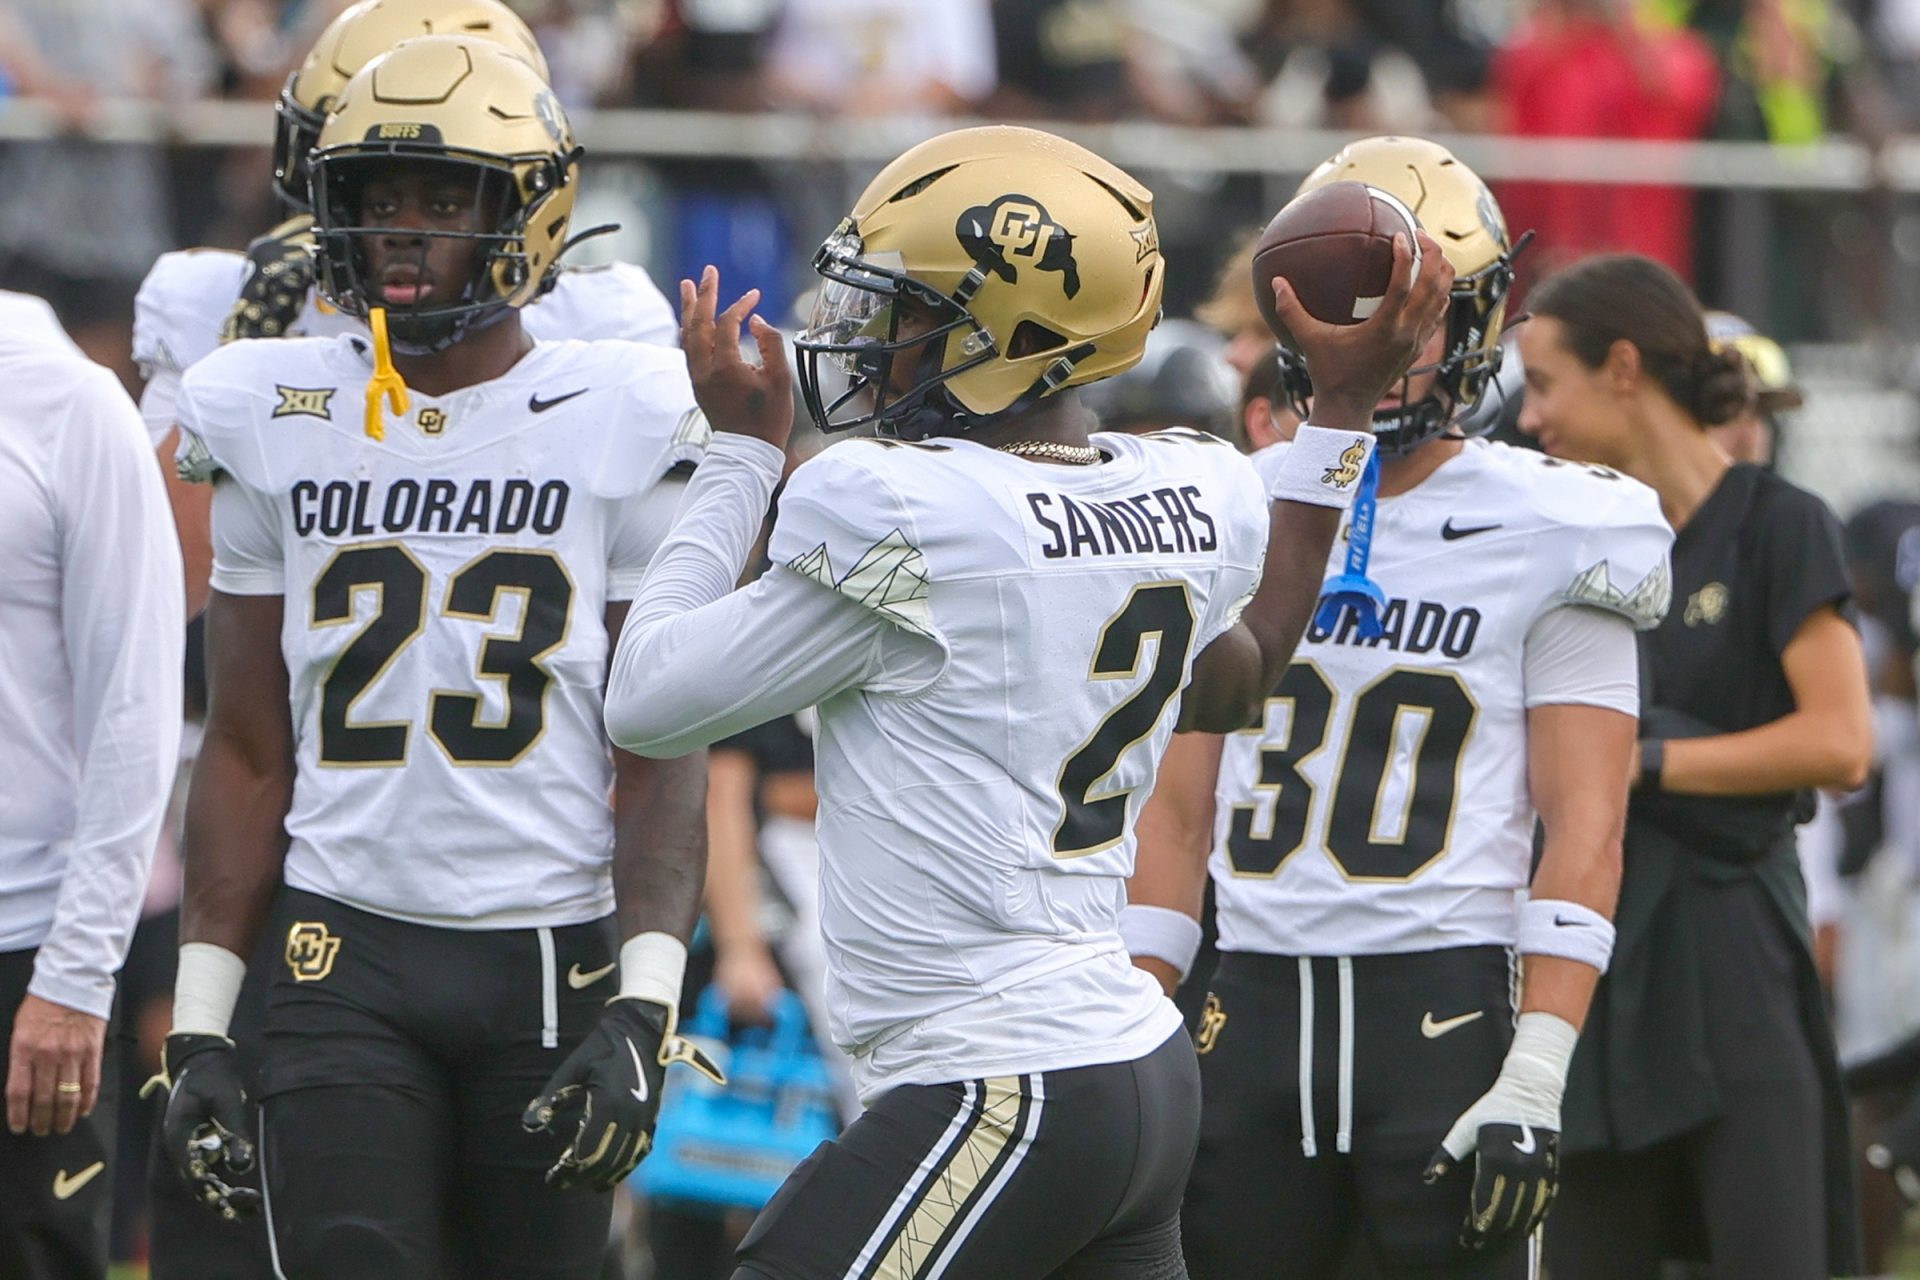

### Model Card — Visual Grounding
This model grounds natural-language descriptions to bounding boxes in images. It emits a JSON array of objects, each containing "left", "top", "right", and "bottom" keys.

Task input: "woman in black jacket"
[{"left": 1515, "top": 253, "right": 1873, "bottom": 1279}]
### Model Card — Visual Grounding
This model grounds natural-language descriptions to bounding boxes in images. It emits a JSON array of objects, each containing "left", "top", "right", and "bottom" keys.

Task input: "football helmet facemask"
[
  {"left": 1279, "top": 136, "right": 1524, "bottom": 456},
  {"left": 273, "top": 0, "right": 548, "bottom": 213},
  {"left": 307, "top": 35, "right": 579, "bottom": 354},
  {"left": 796, "top": 125, "right": 1164, "bottom": 439}
]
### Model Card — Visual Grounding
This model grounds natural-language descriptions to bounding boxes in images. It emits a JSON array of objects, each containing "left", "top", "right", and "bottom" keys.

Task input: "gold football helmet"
[
  {"left": 1705, "top": 311, "right": 1803, "bottom": 413},
  {"left": 796, "top": 125, "right": 1164, "bottom": 437},
  {"left": 308, "top": 34, "right": 580, "bottom": 352},
  {"left": 1283, "top": 136, "right": 1523, "bottom": 454},
  {"left": 273, "top": 0, "right": 549, "bottom": 211}
]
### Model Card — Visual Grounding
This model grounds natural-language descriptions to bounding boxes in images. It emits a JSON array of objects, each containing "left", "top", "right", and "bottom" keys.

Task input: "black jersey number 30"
[
  {"left": 1226, "top": 665, "right": 1477, "bottom": 881},
  {"left": 1054, "top": 582, "right": 1197, "bottom": 857},
  {"left": 312, "top": 545, "right": 573, "bottom": 767}
]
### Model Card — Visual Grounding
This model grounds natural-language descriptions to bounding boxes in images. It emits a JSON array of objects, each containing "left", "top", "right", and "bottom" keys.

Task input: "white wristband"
[
  {"left": 1516, "top": 897, "right": 1616, "bottom": 974},
  {"left": 618, "top": 931, "right": 688, "bottom": 1008},
  {"left": 1120, "top": 904, "right": 1204, "bottom": 982},
  {"left": 171, "top": 942, "right": 248, "bottom": 1038},
  {"left": 1265, "top": 424, "right": 1376, "bottom": 509}
]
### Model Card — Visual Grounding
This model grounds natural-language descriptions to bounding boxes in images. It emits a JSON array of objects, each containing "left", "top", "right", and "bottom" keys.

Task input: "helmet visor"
[
  {"left": 803, "top": 250, "right": 908, "bottom": 375},
  {"left": 795, "top": 232, "right": 991, "bottom": 435}
]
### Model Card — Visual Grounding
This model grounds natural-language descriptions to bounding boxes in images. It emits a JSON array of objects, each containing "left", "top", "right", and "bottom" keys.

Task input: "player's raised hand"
[
  {"left": 680, "top": 265, "right": 793, "bottom": 450},
  {"left": 1271, "top": 229, "right": 1453, "bottom": 430}
]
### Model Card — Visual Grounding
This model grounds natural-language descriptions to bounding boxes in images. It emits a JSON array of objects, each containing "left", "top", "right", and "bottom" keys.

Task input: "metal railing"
[{"left": 0, "top": 97, "right": 1914, "bottom": 191}]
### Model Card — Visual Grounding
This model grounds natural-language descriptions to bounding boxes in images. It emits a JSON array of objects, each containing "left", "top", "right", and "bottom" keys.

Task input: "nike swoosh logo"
[
  {"left": 1513, "top": 1124, "right": 1537, "bottom": 1155},
  {"left": 1420, "top": 1010, "right": 1485, "bottom": 1039},
  {"left": 567, "top": 962, "right": 616, "bottom": 990},
  {"left": 1441, "top": 519, "right": 1503, "bottom": 541},
  {"left": 1553, "top": 915, "right": 1590, "bottom": 928},
  {"left": 528, "top": 388, "right": 588, "bottom": 414},
  {"left": 53, "top": 1161, "right": 105, "bottom": 1200},
  {"left": 625, "top": 1038, "right": 649, "bottom": 1104}
]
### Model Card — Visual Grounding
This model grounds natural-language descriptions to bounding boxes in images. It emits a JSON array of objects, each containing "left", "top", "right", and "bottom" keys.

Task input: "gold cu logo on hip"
[
  {"left": 1195, "top": 993, "right": 1228, "bottom": 1055},
  {"left": 286, "top": 921, "right": 341, "bottom": 982}
]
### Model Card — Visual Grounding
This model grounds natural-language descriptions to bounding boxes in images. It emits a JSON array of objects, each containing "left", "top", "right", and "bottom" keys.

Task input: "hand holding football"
[{"left": 1252, "top": 181, "right": 1424, "bottom": 342}]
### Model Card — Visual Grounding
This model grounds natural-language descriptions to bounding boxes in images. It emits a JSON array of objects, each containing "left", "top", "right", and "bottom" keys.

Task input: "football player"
[
  {"left": 1125, "top": 137, "right": 1675, "bottom": 1279},
  {"left": 133, "top": 0, "right": 677, "bottom": 618},
  {"left": 153, "top": 37, "right": 713, "bottom": 1280},
  {"left": 593, "top": 125, "right": 1453, "bottom": 1279}
]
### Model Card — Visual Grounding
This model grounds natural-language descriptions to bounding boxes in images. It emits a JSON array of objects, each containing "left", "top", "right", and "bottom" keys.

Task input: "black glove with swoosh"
[
  {"left": 522, "top": 998, "right": 725, "bottom": 1192},
  {"left": 148, "top": 1033, "right": 263, "bottom": 1220},
  {"left": 1423, "top": 1012, "right": 1574, "bottom": 1253}
]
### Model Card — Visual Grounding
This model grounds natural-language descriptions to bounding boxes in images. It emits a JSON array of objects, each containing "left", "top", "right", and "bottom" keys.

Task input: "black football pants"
[
  {"left": 0, "top": 946, "right": 121, "bottom": 1280},
  {"left": 257, "top": 889, "right": 620, "bottom": 1280}
]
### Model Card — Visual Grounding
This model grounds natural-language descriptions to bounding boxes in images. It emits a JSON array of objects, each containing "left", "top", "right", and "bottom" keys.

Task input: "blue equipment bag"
[{"left": 632, "top": 986, "right": 839, "bottom": 1212}]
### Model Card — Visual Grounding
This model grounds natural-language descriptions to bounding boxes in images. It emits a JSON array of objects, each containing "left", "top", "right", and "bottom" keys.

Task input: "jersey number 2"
[
  {"left": 313, "top": 545, "right": 573, "bottom": 766},
  {"left": 1054, "top": 582, "right": 1197, "bottom": 857}
]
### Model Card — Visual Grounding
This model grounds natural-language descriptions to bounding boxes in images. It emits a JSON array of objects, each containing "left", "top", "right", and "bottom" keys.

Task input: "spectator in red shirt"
[{"left": 1494, "top": 0, "right": 1720, "bottom": 290}]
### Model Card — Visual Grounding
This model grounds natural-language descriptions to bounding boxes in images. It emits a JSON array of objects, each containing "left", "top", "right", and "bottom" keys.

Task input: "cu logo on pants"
[{"left": 286, "top": 921, "right": 341, "bottom": 982}]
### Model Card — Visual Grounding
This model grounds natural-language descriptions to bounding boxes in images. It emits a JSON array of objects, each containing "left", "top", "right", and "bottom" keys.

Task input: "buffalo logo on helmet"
[{"left": 956, "top": 195, "right": 1082, "bottom": 299}]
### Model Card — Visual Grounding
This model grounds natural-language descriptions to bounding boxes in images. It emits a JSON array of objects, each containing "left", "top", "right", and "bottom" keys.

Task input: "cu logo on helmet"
[{"left": 957, "top": 194, "right": 1082, "bottom": 299}]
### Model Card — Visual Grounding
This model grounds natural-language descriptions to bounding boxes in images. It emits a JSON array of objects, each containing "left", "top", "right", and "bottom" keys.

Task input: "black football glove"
[
  {"left": 145, "top": 1033, "right": 262, "bottom": 1221},
  {"left": 1426, "top": 1121, "right": 1560, "bottom": 1250},
  {"left": 521, "top": 998, "right": 724, "bottom": 1192},
  {"left": 1424, "top": 1016, "right": 1572, "bottom": 1254},
  {"left": 220, "top": 215, "right": 315, "bottom": 343}
]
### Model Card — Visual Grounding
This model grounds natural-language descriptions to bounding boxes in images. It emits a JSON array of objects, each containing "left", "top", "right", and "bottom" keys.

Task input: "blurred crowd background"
[
  {"left": 6, "top": 0, "right": 1920, "bottom": 511},
  {"left": 6, "top": 0, "right": 1920, "bottom": 350},
  {"left": 4, "top": 0, "right": 1920, "bottom": 1275}
]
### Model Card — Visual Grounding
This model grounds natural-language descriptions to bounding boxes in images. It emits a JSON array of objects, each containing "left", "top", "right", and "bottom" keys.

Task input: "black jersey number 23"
[{"left": 311, "top": 545, "right": 573, "bottom": 767}]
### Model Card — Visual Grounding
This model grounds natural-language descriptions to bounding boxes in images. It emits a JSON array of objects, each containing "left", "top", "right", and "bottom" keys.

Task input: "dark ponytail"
[{"left": 1529, "top": 254, "right": 1755, "bottom": 426}]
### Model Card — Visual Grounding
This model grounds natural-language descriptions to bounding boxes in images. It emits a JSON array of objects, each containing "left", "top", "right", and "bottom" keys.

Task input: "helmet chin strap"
[{"left": 364, "top": 307, "right": 409, "bottom": 441}]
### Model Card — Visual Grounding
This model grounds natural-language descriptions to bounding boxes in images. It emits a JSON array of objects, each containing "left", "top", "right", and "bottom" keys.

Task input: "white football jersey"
[
  {"left": 767, "top": 429, "right": 1268, "bottom": 1092},
  {"left": 134, "top": 250, "right": 676, "bottom": 444},
  {"left": 1211, "top": 440, "right": 1672, "bottom": 957},
  {"left": 176, "top": 334, "right": 706, "bottom": 928}
]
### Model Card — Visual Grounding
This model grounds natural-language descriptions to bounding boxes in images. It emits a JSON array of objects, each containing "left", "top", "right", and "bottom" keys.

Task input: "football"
[{"left": 1251, "top": 180, "right": 1423, "bottom": 341}]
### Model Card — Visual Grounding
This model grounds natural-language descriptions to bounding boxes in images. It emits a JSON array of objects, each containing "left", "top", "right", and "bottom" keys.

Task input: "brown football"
[{"left": 1251, "top": 180, "right": 1422, "bottom": 341}]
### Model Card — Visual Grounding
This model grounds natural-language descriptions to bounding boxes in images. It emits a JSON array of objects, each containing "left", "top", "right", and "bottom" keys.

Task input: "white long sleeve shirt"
[{"left": 0, "top": 313, "right": 184, "bottom": 1019}]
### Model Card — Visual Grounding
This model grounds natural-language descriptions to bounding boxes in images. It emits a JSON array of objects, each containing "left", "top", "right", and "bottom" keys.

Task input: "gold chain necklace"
[{"left": 994, "top": 440, "right": 1103, "bottom": 466}]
